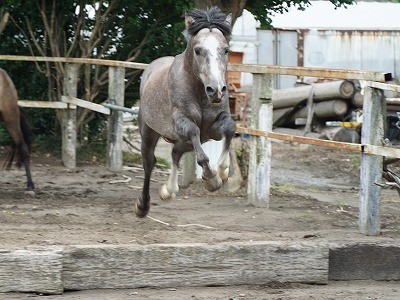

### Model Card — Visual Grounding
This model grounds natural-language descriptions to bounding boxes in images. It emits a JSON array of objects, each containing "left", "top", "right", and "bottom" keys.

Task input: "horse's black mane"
[{"left": 185, "top": 7, "right": 231, "bottom": 37}]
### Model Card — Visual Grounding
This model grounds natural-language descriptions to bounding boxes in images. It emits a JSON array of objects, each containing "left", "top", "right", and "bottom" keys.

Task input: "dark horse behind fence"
[
  {"left": 0, "top": 68, "right": 34, "bottom": 193},
  {"left": 136, "top": 7, "right": 236, "bottom": 217}
]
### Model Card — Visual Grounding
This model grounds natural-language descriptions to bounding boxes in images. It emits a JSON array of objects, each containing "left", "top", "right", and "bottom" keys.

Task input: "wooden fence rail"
[{"left": 1, "top": 55, "right": 397, "bottom": 236}]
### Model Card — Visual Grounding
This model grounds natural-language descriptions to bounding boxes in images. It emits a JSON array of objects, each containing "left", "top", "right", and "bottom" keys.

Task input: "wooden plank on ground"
[
  {"left": 329, "top": 242, "right": 400, "bottom": 280},
  {"left": 0, "top": 248, "right": 63, "bottom": 294},
  {"left": 62, "top": 242, "right": 329, "bottom": 290}
]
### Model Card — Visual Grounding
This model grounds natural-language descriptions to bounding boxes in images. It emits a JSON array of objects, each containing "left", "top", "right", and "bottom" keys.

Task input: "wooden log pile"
[{"left": 272, "top": 80, "right": 363, "bottom": 142}]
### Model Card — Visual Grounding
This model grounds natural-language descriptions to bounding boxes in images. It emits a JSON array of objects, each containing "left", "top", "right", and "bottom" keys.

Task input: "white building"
[{"left": 231, "top": 1, "right": 400, "bottom": 88}]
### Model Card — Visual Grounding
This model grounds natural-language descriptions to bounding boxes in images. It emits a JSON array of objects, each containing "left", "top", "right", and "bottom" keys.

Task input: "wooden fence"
[{"left": 0, "top": 54, "right": 399, "bottom": 236}]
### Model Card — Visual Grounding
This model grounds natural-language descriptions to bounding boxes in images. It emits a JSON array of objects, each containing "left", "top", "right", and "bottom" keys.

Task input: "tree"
[
  {"left": 0, "top": 0, "right": 355, "bottom": 149},
  {"left": 195, "top": 0, "right": 354, "bottom": 28},
  {"left": 0, "top": 0, "right": 193, "bottom": 145}
]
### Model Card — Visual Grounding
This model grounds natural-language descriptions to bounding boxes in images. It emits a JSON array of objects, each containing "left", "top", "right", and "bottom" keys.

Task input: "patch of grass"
[
  {"left": 271, "top": 183, "right": 296, "bottom": 194},
  {"left": 123, "top": 151, "right": 170, "bottom": 169},
  {"left": 123, "top": 151, "right": 142, "bottom": 165},
  {"left": 350, "top": 153, "right": 360, "bottom": 169}
]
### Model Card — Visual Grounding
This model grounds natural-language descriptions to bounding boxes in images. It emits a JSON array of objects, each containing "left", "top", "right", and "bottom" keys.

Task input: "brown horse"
[
  {"left": 0, "top": 68, "right": 34, "bottom": 192},
  {"left": 136, "top": 7, "right": 235, "bottom": 217}
]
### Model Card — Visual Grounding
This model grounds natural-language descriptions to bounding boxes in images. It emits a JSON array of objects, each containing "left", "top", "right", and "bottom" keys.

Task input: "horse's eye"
[
  {"left": 194, "top": 48, "right": 201, "bottom": 55},
  {"left": 225, "top": 48, "right": 229, "bottom": 54}
]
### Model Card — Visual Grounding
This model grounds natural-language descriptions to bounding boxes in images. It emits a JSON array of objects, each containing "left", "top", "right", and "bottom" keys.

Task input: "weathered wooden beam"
[
  {"left": 228, "top": 63, "right": 392, "bottom": 82},
  {"left": 18, "top": 100, "right": 69, "bottom": 109},
  {"left": 359, "top": 86, "right": 385, "bottom": 235},
  {"left": 329, "top": 242, "right": 400, "bottom": 280},
  {"left": 62, "top": 242, "right": 328, "bottom": 290},
  {"left": 61, "top": 63, "right": 79, "bottom": 169},
  {"left": 0, "top": 55, "right": 147, "bottom": 70},
  {"left": 0, "top": 248, "right": 63, "bottom": 294},
  {"left": 107, "top": 66, "right": 125, "bottom": 172},
  {"left": 61, "top": 95, "right": 110, "bottom": 115}
]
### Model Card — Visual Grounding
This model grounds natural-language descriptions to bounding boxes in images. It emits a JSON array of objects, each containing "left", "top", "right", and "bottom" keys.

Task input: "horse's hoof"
[
  {"left": 134, "top": 201, "right": 149, "bottom": 218},
  {"left": 219, "top": 167, "right": 229, "bottom": 183},
  {"left": 24, "top": 190, "right": 35, "bottom": 197},
  {"left": 159, "top": 184, "right": 175, "bottom": 202},
  {"left": 203, "top": 174, "right": 223, "bottom": 192}
]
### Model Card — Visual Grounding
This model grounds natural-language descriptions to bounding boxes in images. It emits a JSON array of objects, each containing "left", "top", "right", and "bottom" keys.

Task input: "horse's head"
[{"left": 184, "top": 7, "right": 232, "bottom": 104}]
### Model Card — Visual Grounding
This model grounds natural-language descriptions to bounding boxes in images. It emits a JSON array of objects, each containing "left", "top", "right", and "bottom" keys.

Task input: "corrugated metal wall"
[{"left": 258, "top": 29, "right": 400, "bottom": 89}]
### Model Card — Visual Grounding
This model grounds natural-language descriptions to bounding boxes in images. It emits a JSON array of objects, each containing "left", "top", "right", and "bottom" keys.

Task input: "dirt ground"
[{"left": 1, "top": 139, "right": 400, "bottom": 299}]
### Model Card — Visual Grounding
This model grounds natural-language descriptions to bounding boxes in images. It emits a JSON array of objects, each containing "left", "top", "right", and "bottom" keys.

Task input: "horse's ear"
[
  {"left": 225, "top": 13, "right": 232, "bottom": 27},
  {"left": 185, "top": 11, "right": 195, "bottom": 29}
]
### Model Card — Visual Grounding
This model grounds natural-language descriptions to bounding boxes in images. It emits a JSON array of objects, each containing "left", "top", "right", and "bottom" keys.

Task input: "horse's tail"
[{"left": 4, "top": 108, "right": 33, "bottom": 169}]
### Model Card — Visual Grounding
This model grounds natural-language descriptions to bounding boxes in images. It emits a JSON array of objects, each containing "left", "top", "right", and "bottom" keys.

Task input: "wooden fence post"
[
  {"left": 247, "top": 73, "right": 273, "bottom": 207},
  {"left": 107, "top": 67, "right": 125, "bottom": 172},
  {"left": 180, "top": 152, "right": 196, "bottom": 188},
  {"left": 359, "top": 85, "right": 385, "bottom": 235},
  {"left": 62, "top": 63, "right": 79, "bottom": 169}
]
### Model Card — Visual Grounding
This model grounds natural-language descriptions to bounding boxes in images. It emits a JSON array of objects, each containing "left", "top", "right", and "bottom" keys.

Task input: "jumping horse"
[
  {"left": 136, "top": 7, "right": 236, "bottom": 217},
  {"left": 0, "top": 68, "right": 34, "bottom": 192}
]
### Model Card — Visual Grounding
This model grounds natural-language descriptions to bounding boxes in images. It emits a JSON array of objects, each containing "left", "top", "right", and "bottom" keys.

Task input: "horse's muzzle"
[{"left": 206, "top": 85, "right": 227, "bottom": 103}]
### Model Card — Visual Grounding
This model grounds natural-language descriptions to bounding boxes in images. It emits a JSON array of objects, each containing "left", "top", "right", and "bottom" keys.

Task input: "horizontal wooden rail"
[
  {"left": 61, "top": 96, "right": 110, "bottom": 115},
  {"left": 364, "top": 81, "right": 400, "bottom": 93},
  {"left": 228, "top": 64, "right": 392, "bottom": 82},
  {"left": 236, "top": 126, "right": 400, "bottom": 158},
  {"left": 0, "top": 55, "right": 392, "bottom": 82},
  {"left": 18, "top": 100, "right": 69, "bottom": 109},
  {"left": 0, "top": 55, "right": 147, "bottom": 70}
]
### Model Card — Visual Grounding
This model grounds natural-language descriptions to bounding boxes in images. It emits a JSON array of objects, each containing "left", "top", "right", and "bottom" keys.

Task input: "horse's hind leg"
[
  {"left": 135, "top": 122, "right": 160, "bottom": 217},
  {"left": 3, "top": 118, "right": 34, "bottom": 192},
  {"left": 18, "top": 142, "right": 34, "bottom": 192}
]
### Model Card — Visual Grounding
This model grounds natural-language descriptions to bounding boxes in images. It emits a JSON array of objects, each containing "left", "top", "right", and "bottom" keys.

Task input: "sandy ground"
[
  {"left": 3, "top": 280, "right": 400, "bottom": 300},
  {"left": 0, "top": 139, "right": 399, "bottom": 299}
]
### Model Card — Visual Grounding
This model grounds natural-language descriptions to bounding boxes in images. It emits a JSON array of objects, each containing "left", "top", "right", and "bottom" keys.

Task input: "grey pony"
[{"left": 136, "top": 7, "right": 236, "bottom": 217}]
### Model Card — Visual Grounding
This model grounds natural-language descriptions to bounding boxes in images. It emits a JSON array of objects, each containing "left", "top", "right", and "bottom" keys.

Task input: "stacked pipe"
[{"left": 272, "top": 80, "right": 356, "bottom": 127}]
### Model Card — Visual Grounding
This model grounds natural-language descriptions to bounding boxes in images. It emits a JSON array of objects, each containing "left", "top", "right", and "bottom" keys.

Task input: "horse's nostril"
[
  {"left": 221, "top": 86, "right": 227, "bottom": 96},
  {"left": 206, "top": 86, "right": 216, "bottom": 96}
]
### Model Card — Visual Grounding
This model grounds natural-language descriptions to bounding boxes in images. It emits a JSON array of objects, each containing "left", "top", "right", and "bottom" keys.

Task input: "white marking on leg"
[
  {"left": 217, "top": 140, "right": 230, "bottom": 182},
  {"left": 167, "top": 163, "right": 179, "bottom": 194},
  {"left": 159, "top": 163, "right": 179, "bottom": 201}
]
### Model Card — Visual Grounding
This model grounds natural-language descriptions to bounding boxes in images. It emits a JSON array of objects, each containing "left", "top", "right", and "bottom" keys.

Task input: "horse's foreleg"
[
  {"left": 217, "top": 139, "right": 230, "bottom": 183},
  {"left": 216, "top": 117, "right": 236, "bottom": 183},
  {"left": 174, "top": 115, "right": 222, "bottom": 192}
]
